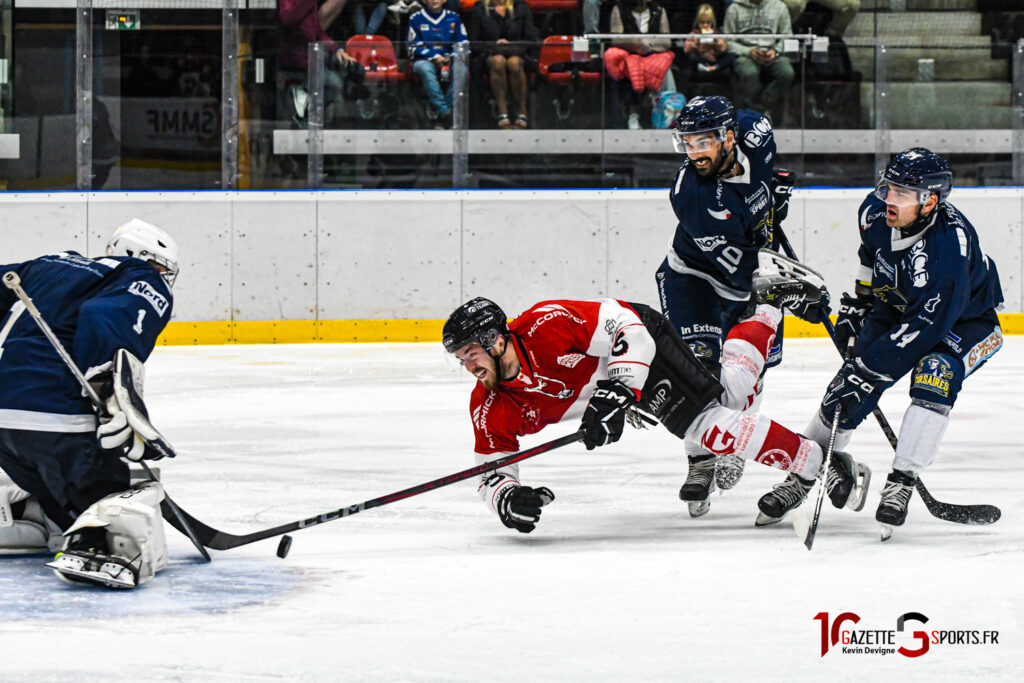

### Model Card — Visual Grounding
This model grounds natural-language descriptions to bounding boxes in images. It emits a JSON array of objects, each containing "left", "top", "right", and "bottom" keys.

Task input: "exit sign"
[{"left": 105, "top": 10, "right": 140, "bottom": 31}]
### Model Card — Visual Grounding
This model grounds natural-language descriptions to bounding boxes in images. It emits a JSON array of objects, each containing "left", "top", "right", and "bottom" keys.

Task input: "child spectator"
[
  {"left": 408, "top": 0, "right": 469, "bottom": 128},
  {"left": 682, "top": 4, "right": 736, "bottom": 81}
]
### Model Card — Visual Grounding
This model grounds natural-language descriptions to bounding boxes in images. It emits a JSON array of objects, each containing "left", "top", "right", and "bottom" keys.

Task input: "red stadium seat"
[
  {"left": 345, "top": 36, "right": 406, "bottom": 84},
  {"left": 538, "top": 35, "right": 601, "bottom": 85}
]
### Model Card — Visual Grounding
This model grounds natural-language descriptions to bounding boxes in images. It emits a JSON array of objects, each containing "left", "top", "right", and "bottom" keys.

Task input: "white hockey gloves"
[{"left": 91, "top": 349, "right": 175, "bottom": 461}]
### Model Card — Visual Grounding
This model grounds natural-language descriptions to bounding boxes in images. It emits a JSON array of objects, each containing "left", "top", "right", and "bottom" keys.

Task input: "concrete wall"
[{"left": 1, "top": 189, "right": 1021, "bottom": 324}]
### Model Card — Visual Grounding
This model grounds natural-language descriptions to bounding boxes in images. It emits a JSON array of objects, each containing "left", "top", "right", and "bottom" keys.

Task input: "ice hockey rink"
[{"left": 1, "top": 337, "right": 1021, "bottom": 681}]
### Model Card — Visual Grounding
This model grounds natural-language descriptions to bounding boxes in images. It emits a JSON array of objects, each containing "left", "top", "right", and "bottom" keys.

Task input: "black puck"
[{"left": 277, "top": 534, "right": 292, "bottom": 559}]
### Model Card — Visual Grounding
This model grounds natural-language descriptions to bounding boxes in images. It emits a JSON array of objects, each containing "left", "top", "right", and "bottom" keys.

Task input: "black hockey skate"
[
  {"left": 679, "top": 454, "right": 716, "bottom": 518},
  {"left": 755, "top": 473, "right": 814, "bottom": 526},
  {"left": 826, "top": 451, "right": 871, "bottom": 511},
  {"left": 714, "top": 454, "right": 745, "bottom": 491},
  {"left": 877, "top": 469, "right": 916, "bottom": 542},
  {"left": 47, "top": 528, "right": 140, "bottom": 590}
]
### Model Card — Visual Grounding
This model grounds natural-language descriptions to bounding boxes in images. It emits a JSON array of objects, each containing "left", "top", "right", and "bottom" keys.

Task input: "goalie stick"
[
  {"left": 161, "top": 431, "right": 585, "bottom": 551},
  {"left": 770, "top": 228, "right": 1001, "bottom": 526},
  {"left": 1, "top": 271, "right": 212, "bottom": 561}
]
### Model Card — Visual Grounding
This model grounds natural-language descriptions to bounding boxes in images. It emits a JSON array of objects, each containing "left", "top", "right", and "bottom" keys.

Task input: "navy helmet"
[
  {"left": 877, "top": 147, "right": 953, "bottom": 205},
  {"left": 672, "top": 96, "right": 736, "bottom": 153},
  {"left": 442, "top": 297, "right": 509, "bottom": 354}
]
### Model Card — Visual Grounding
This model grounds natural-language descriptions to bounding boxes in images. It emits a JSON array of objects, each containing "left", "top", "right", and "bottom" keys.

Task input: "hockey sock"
[{"left": 893, "top": 402, "right": 949, "bottom": 474}]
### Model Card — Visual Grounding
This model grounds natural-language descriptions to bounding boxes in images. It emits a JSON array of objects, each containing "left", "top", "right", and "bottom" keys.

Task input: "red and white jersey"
[{"left": 469, "top": 299, "right": 655, "bottom": 455}]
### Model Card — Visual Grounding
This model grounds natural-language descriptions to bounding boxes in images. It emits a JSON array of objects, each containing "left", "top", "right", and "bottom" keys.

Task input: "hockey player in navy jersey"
[
  {"left": 658, "top": 95, "right": 825, "bottom": 517},
  {"left": 757, "top": 148, "right": 1004, "bottom": 535},
  {"left": 0, "top": 219, "right": 179, "bottom": 588}
]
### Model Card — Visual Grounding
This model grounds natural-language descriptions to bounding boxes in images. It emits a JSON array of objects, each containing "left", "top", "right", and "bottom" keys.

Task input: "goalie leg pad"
[{"left": 62, "top": 481, "right": 168, "bottom": 586}]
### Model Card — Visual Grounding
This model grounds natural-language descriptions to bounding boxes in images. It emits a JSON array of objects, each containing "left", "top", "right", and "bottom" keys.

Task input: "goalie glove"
[
  {"left": 581, "top": 379, "right": 638, "bottom": 450},
  {"left": 97, "top": 411, "right": 148, "bottom": 461},
  {"left": 496, "top": 484, "right": 555, "bottom": 534}
]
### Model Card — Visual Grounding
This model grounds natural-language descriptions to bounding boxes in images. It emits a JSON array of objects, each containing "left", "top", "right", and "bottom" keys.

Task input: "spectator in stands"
[
  {"left": 723, "top": 0, "right": 794, "bottom": 124},
  {"left": 681, "top": 4, "right": 736, "bottom": 86},
  {"left": 409, "top": 0, "right": 469, "bottom": 128},
  {"left": 469, "top": 0, "right": 539, "bottom": 129},
  {"left": 603, "top": 0, "right": 675, "bottom": 130},
  {"left": 780, "top": 0, "right": 860, "bottom": 37},
  {"left": 278, "top": 0, "right": 361, "bottom": 120},
  {"left": 583, "top": 0, "right": 608, "bottom": 34},
  {"left": 352, "top": 0, "right": 389, "bottom": 36}
]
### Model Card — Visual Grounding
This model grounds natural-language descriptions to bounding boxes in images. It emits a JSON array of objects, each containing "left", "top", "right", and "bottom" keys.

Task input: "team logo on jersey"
[
  {"left": 128, "top": 281, "right": 169, "bottom": 315},
  {"left": 909, "top": 241, "right": 929, "bottom": 287},
  {"left": 706, "top": 208, "right": 732, "bottom": 221},
  {"left": 556, "top": 353, "right": 586, "bottom": 369},
  {"left": 527, "top": 305, "right": 585, "bottom": 337},
  {"left": 924, "top": 293, "right": 942, "bottom": 313},
  {"left": 912, "top": 356, "right": 954, "bottom": 397},
  {"left": 693, "top": 235, "right": 728, "bottom": 252},
  {"left": 687, "top": 340, "right": 713, "bottom": 360}
]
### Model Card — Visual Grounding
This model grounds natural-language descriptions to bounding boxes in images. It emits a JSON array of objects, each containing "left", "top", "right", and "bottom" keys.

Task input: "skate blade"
[
  {"left": 755, "top": 511, "right": 786, "bottom": 527},
  {"left": 846, "top": 464, "right": 872, "bottom": 512},
  {"left": 792, "top": 511, "right": 811, "bottom": 546},
  {"left": 879, "top": 524, "right": 894, "bottom": 542},
  {"left": 688, "top": 500, "right": 711, "bottom": 518},
  {"left": 47, "top": 557, "right": 137, "bottom": 590}
]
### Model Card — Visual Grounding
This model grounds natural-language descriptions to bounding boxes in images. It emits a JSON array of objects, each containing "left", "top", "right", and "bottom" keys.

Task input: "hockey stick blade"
[
  {"left": 162, "top": 431, "right": 586, "bottom": 551},
  {"left": 915, "top": 479, "right": 1001, "bottom": 525},
  {"left": 792, "top": 510, "right": 813, "bottom": 549}
]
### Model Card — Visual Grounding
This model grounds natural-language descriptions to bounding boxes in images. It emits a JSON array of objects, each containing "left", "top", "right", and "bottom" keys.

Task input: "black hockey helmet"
[
  {"left": 442, "top": 297, "right": 509, "bottom": 355},
  {"left": 876, "top": 147, "right": 953, "bottom": 205},
  {"left": 671, "top": 95, "right": 736, "bottom": 153}
]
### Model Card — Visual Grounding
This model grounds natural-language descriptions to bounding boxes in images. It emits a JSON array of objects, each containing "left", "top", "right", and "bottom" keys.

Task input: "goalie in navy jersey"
[
  {"left": 657, "top": 95, "right": 822, "bottom": 516},
  {"left": 757, "top": 148, "right": 1004, "bottom": 533},
  {"left": 442, "top": 296, "right": 868, "bottom": 535},
  {"left": 0, "top": 219, "right": 179, "bottom": 588}
]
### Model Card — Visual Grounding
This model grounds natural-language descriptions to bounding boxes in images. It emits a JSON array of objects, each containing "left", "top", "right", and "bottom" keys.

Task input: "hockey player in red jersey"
[{"left": 443, "top": 296, "right": 871, "bottom": 533}]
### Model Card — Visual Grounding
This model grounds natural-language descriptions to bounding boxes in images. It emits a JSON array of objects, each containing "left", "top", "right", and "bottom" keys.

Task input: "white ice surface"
[{"left": 2, "top": 339, "right": 1022, "bottom": 681}]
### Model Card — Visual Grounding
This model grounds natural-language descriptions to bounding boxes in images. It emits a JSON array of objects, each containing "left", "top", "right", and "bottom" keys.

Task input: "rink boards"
[{"left": 1, "top": 188, "right": 1021, "bottom": 343}]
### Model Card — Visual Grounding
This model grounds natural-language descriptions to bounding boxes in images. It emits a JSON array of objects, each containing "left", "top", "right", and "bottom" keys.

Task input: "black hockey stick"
[
  {"left": 162, "top": 430, "right": 586, "bottom": 551},
  {"left": 1, "top": 271, "right": 212, "bottom": 561},
  {"left": 772, "top": 227, "right": 1001, "bottom": 525}
]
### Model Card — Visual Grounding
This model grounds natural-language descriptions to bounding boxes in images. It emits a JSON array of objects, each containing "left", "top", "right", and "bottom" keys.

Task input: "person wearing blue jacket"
[
  {"left": 0, "top": 219, "right": 180, "bottom": 588},
  {"left": 757, "top": 148, "right": 1004, "bottom": 535},
  {"left": 408, "top": 0, "right": 469, "bottom": 128}
]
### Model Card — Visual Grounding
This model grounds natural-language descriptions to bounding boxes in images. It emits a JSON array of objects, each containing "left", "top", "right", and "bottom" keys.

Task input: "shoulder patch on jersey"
[{"left": 128, "top": 280, "right": 170, "bottom": 315}]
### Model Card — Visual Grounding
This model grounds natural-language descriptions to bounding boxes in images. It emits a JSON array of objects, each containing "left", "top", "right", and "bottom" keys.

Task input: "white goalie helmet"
[{"left": 106, "top": 219, "right": 180, "bottom": 288}]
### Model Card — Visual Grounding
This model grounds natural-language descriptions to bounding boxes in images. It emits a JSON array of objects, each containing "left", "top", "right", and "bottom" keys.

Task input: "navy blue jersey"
[
  {"left": 0, "top": 252, "right": 172, "bottom": 432},
  {"left": 666, "top": 109, "right": 777, "bottom": 301},
  {"left": 854, "top": 193, "right": 1003, "bottom": 380}
]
